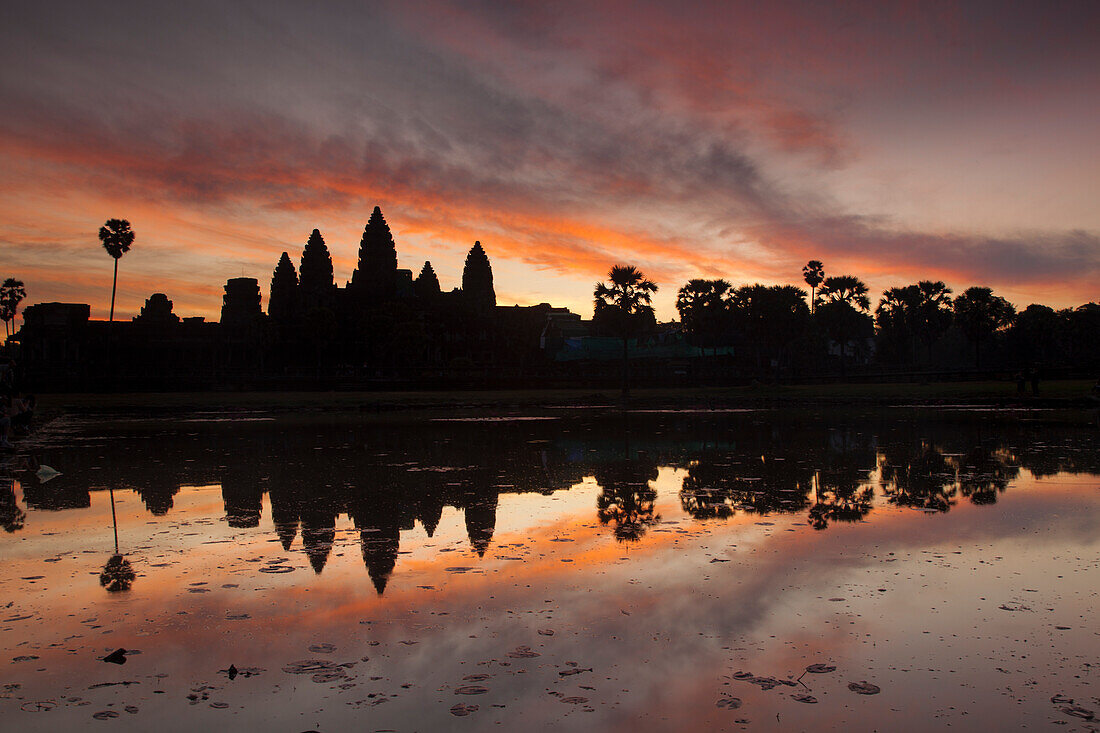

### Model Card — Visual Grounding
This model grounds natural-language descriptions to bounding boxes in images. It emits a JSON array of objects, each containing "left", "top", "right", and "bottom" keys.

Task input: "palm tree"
[
  {"left": 675, "top": 278, "right": 730, "bottom": 356},
  {"left": 912, "top": 280, "right": 953, "bottom": 364},
  {"left": 802, "top": 260, "right": 825, "bottom": 314},
  {"left": 0, "top": 278, "right": 27, "bottom": 339},
  {"left": 953, "top": 286, "right": 1014, "bottom": 367},
  {"left": 816, "top": 275, "right": 872, "bottom": 367},
  {"left": 594, "top": 265, "right": 657, "bottom": 397},
  {"left": 729, "top": 284, "right": 810, "bottom": 374},
  {"left": 98, "top": 219, "right": 135, "bottom": 323},
  {"left": 875, "top": 285, "right": 920, "bottom": 364},
  {"left": 818, "top": 275, "right": 870, "bottom": 310}
]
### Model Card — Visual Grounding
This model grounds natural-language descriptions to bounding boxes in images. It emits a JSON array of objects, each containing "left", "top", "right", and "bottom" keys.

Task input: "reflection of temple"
[{"left": 9, "top": 411, "right": 1096, "bottom": 592}]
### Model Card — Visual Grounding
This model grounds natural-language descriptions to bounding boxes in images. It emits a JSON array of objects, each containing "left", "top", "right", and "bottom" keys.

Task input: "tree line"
[{"left": 593, "top": 260, "right": 1099, "bottom": 382}]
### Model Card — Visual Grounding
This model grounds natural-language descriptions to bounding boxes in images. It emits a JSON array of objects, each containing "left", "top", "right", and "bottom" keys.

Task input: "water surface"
[{"left": 1, "top": 409, "right": 1098, "bottom": 731}]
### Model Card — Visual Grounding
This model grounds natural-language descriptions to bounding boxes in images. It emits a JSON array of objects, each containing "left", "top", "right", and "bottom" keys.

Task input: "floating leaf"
[{"left": 848, "top": 681, "right": 881, "bottom": 695}]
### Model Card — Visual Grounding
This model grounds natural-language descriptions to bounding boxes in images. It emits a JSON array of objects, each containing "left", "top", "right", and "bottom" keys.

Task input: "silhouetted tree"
[
  {"left": 413, "top": 261, "right": 442, "bottom": 301},
  {"left": 911, "top": 281, "right": 954, "bottom": 364},
  {"left": 802, "top": 260, "right": 824, "bottom": 314},
  {"left": 953, "top": 287, "right": 1015, "bottom": 367},
  {"left": 0, "top": 278, "right": 26, "bottom": 338},
  {"left": 729, "top": 284, "right": 809, "bottom": 373},
  {"left": 268, "top": 252, "right": 300, "bottom": 324},
  {"left": 1064, "top": 302, "right": 1100, "bottom": 368},
  {"left": 298, "top": 229, "right": 335, "bottom": 313},
  {"left": 461, "top": 241, "right": 496, "bottom": 311},
  {"left": 593, "top": 265, "right": 658, "bottom": 397},
  {"left": 875, "top": 285, "right": 919, "bottom": 364},
  {"left": 875, "top": 282, "right": 954, "bottom": 366},
  {"left": 351, "top": 206, "right": 398, "bottom": 302},
  {"left": 815, "top": 275, "right": 873, "bottom": 366},
  {"left": 1008, "top": 304, "right": 1061, "bottom": 367},
  {"left": 675, "top": 278, "right": 731, "bottom": 356},
  {"left": 98, "top": 219, "right": 135, "bottom": 323}
]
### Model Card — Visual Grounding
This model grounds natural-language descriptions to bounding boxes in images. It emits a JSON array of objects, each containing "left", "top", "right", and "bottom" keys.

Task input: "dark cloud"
[{"left": 1, "top": 0, "right": 1097, "bottom": 314}]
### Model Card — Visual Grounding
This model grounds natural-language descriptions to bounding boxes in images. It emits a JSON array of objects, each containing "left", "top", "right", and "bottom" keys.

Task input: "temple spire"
[
  {"left": 351, "top": 206, "right": 398, "bottom": 302},
  {"left": 461, "top": 241, "right": 495, "bottom": 311},
  {"left": 298, "top": 229, "right": 335, "bottom": 313}
]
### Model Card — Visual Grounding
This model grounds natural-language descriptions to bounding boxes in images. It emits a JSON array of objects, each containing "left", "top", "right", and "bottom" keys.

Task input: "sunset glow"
[{"left": 3, "top": 1, "right": 1098, "bottom": 320}]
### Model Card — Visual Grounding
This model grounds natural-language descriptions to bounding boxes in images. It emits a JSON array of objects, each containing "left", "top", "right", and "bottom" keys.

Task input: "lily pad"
[
  {"left": 1061, "top": 706, "right": 1094, "bottom": 721},
  {"left": 848, "top": 681, "right": 881, "bottom": 695},
  {"left": 455, "top": 685, "right": 489, "bottom": 695}
]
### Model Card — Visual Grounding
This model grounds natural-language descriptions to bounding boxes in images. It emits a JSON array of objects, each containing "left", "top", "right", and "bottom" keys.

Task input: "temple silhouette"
[
  {"left": 16, "top": 206, "right": 617, "bottom": 391},
  {"left": 12, "top": 206, "right": 1098, "bottom": 391}
]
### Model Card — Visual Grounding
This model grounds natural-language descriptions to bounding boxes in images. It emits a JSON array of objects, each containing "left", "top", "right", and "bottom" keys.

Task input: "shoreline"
[{"left": 30, "top": 379, "right": 1099, "bottom": 425}]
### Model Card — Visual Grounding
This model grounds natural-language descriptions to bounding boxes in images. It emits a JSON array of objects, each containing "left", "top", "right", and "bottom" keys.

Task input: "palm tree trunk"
[
  {"left": 621, "top": 336, "right": 630, "bottom": 398},
  {"left": 109, "top": 487, "right": 119, "bottom": 555},
  {"left": 109, "top": 258, "right": 119, "bottom": 323}
]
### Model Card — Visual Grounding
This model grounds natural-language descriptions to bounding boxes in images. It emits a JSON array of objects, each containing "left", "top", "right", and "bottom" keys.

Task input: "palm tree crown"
[
  {"left": 99, "top": 219, "right": 134, "bottom": 259},
  {"left": 594, "top": 265, "right": 657, "bottom": 318},
  {"left": 803, "top": 260, "right": 825, "bottom": 313},
  {"left": 0, "top": 278, "right": 27, "bottom": 338},
  {"left": 818, "top": 275, "right": 870, "bottom": 311}
]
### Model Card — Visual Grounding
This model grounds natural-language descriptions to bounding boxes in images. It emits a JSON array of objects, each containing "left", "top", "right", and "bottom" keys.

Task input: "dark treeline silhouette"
[
  {"left": 674, "top": 263, "right": 1099, "bottom": 381},
  {"left": 7, "top": 223, "right": 1100, "bottom": 390},
  {"left": 7, "top": 411, "right": 1097, "bottom": 586}
]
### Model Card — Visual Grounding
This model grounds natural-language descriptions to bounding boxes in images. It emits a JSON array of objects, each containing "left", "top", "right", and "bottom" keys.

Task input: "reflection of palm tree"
[
  {"left": 680, "top": 459, "right": 734, "bottom": 519},
  {"left": 1, "top": 480, "right": 26, "bottom": 532},
  {"left": 101, "top": 485, "right": 135, "bottom": 591},
  {"left": 100, "top": 554, "right": 135, "bottom": 592},
  {"left": 595, "top": 461, "right": 660, "bottom": 542},
  {"left": 955, "top": 446, "right": 1018, "bottom": 505},
  {"left": 809, "top": 482, "right": 874, "bottom": 530},
  {"left": 880, "top": 441, "right": 957, "bottom": 513}
]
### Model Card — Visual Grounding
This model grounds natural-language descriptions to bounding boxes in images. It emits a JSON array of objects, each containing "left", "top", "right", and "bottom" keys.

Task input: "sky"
[{"left": 1, "top": 0, "right": 1097, "bottom": 322}]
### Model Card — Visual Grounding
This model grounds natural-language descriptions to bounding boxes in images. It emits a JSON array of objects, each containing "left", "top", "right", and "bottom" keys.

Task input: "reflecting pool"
[{"left": 1, "top": 408, "right": 1098, "bottom": 731}]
